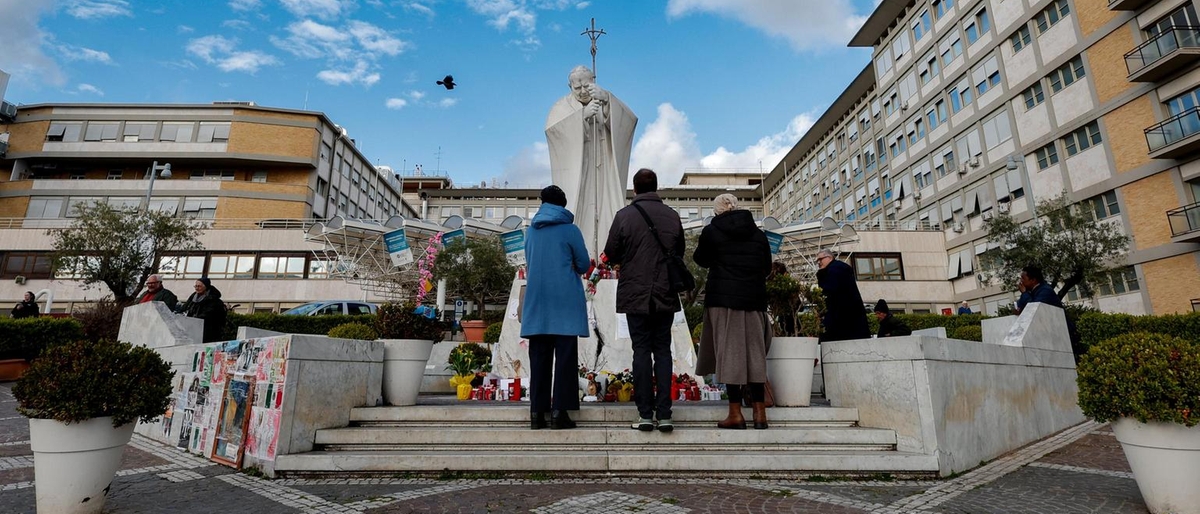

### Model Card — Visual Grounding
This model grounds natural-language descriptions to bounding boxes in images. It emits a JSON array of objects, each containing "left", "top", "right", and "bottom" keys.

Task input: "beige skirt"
[{"left": 696, "top": 307, "right": 772, "bottom": 385}]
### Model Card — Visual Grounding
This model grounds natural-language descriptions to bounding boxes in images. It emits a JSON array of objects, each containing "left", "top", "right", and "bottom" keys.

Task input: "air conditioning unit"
[
  {"left": 957, "top": 167, "right": 968, "bottom": 175},
  {"left": 998, "top": 202, "right": 1011, "bottom": 213},
  {"left": 982, "top": 210, "right": 994, "bottom": 221},
  {"left": 912, "top": 191, "right": 922, "bottom": 200},
  {"left": 14, "top": 275, "right": 26, "bottom": 285},
  {"left": 952, "top": 222, "right": 965, "bottom": 233},
  {"left": 900, "top": 101, "right": 910, "bottom": 111},
  {"left": 968, "top": 157, "right": 981, "bottom": 168},
  {"left": 891, "top": 204, "right": 902, "bottom": 213}
]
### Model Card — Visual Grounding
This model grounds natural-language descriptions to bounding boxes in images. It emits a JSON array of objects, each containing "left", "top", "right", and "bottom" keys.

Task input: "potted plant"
[
  {"left": 13, "top": 339, "right": 174, "bottom": 514},
  {"left": 1076, "top": 332, "right": 1200, "bottom": 514},
  {"left": 459, "top": 313, "right": 488, "bottom": 343},
  {"left": 375, "top": 301, "right": 447, "bottom": 406},
  {"left": 764, "top": 272, "right": 825, "bottom": 407},
  {"left": 446, "top": 343, "right": 492, "bottom": 400}
]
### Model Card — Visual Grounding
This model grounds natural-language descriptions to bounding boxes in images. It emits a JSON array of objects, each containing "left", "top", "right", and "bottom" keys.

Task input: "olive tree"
[{"left": 431, "top": 236, "right": 515, "bottom": 317}]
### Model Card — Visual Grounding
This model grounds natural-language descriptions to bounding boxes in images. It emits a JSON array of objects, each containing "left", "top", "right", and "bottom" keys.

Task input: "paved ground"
[{"left": 0, "top": 383, "right": 1148, "bottom": 513}]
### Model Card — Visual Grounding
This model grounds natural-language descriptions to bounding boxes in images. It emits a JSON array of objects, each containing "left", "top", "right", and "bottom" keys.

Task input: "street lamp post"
[{"left": 143, "top": 161, "right": 172, "bottom": 212}]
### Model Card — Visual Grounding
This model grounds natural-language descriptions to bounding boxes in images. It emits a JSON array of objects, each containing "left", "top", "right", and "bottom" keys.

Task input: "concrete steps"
[{"left": 272, "top": 400, "right": 941, "bottom": 477}]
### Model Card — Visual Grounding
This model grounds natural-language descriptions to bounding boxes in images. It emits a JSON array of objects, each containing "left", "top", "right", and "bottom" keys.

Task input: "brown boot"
[
  {"left": 717, "top": 402, "right": 746, "bottom": 429},
  {"left": 752, "top": 402, "right": 768, "bottom": 430}
]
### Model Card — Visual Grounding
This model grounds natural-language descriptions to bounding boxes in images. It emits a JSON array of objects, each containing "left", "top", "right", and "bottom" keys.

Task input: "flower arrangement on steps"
[{"left": 446, "top": 343, "right": 493, "bottom": 400}]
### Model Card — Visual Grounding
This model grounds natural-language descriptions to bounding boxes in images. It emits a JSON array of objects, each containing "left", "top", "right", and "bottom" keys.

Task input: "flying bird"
[{"left": 437, "top": 75, "right": 456, "bottom": 90}]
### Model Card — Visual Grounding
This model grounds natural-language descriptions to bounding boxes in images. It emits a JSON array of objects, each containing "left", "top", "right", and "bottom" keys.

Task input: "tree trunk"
[{"left": 1056, "top": 270, "right": 1084, "bottom": 301}]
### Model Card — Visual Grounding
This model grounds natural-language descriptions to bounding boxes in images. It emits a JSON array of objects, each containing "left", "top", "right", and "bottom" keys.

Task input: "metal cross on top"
[{"left": 581, "top": 17, "right": 606, "bottom": 77}]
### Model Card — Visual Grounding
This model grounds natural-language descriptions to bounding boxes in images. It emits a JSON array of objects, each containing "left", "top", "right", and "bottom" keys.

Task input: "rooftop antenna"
[
  {"left": 303, "top": 82, "right": 309, "bottom": 110},
  {"left": 435, "top": 146, "right": 442, "bottom": 174}
]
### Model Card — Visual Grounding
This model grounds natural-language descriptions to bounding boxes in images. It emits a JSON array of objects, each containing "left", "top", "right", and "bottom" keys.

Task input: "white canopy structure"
[{"left": 683, "top": 216, "right": 860, "bottom": 283}]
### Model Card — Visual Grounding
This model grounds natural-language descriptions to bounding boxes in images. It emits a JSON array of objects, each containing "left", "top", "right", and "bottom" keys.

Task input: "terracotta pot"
[
  {"left": 0, "top": 358, "right": 30, "bottom": 381},
  {"left": 461, "top": 320, "right": 488, "bottom": 343}
]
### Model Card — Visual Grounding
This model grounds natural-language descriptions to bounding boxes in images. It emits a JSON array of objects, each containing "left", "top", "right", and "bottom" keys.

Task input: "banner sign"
[
  {"left": 765, "top": 230, "right": 784, "bottom": 255},
  {"left": 442, "top": 229, "right": 466, "bottom": 246},
  {"left": 384, "top": 229, "right": 413, "bottom": 266},
  {"left": 501, "top": 229, "right": 526, "bottom": 266}
]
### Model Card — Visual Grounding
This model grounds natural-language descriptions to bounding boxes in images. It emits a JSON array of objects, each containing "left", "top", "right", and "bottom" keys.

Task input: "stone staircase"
[{"left": 273, "top": 398, "right": 940, "bottom": 477}]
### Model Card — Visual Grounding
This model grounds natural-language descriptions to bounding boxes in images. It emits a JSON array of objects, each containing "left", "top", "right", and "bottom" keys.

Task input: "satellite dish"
[
  {"left": 500, "top": 215, "right": 524, "bottom": 229},
  {"left": 820, "top": 217, "right": 840, "bottom": 232},
  {"left": 762, "top": 216, "right": 782, "bottom": 231},
  {"left": 442, "top": 215, "right": 464, "bottom": 229}
]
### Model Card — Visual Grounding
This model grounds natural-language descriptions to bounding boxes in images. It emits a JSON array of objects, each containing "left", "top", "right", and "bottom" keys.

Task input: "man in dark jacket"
[
  {"left": 1015, "top": 265, "right": 1081, "bottom": 360},
  {"left": 178, "top": 278, "right": 227, "bottom": 343},
  {"left": 873, "top": 299, "right": 911, "bottom": 338},
  {"left": 603, "top": 168, "right": 683, "bottom": 432},
  {"left": 815, "top": 249, "right": 870, "bottom": 342},
  {"left": 138, "top": 274, "right": 179, "bottom": 311}
]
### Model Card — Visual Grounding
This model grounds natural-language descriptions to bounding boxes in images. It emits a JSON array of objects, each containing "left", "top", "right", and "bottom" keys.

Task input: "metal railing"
[
  {"left": 1167, "top": 202, "right": 1200, "bottom": 237},
  {"left": 1125, "top": 26, "right": 1200, "bottom": 75},
  {"left": 841, "top": 219, "right": 943, "bottom": 231},
  {"left": 0, "top": 217, "right": 327, "bottom": 230},
  {"left": 1145, "top": 106, "right": 1200, "bottom": 152}
]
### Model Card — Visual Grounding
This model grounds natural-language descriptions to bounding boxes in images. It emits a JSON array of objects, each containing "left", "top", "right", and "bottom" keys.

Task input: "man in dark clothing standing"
[
  {"left": 603, "top": 168, "right": 683, "bottom": 433},
  {"left": 1015, "top": 265, "right": 1081, "bottom": 361},
  {"left": 138, "top": 274, "right": 179, "bottom": 311},
  {"left": 815, "top": 249, "right": 870, "bottom": 342},
  {"left": 873, "top": 299, "right": 911, "bottom": 338}
]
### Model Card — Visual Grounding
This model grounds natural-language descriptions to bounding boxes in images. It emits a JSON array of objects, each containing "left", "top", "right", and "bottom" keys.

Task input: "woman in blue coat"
[{"left": 520, "top": 185, "right": 591, "bottom": 430}]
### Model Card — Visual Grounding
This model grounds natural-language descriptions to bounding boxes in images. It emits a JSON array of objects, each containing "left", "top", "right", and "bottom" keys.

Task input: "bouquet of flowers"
[
  {"left": 671, "top": 373, "right": 701, "bottom": 401},
  {"left": 605, "top": 369, "right": 634, "bottom": 402}
]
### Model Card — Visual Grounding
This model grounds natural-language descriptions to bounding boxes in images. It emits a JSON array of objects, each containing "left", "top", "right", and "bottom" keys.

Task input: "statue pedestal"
[{"left": 493, "top": 279, "right": 697, "bottom": 379}]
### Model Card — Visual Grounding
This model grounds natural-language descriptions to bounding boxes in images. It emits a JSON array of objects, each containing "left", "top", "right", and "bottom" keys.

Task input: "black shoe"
[
  {"left": 550, "top": 410, "right": 576, "bottom": 430},
  {"left": 531, "top": 411, "right": 547, "bottom": 430}
]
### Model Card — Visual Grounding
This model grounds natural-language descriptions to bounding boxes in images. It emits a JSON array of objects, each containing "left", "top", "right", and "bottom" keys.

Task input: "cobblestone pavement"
[{"left": 0, "top": 384, "right": 1150, "bottom": 513}]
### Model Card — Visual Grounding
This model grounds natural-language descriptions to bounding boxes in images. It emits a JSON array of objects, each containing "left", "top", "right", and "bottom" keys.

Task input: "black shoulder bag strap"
[{"left": 631, "top": 202, "right": 675, "bottom": 258}]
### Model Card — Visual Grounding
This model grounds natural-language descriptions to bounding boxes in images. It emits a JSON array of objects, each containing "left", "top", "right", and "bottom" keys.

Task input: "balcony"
[
  {"left": 1126, "top": 27, "right": 1200, "bottom": 82},
  {"left": 1109, "top": 0, "right": 1151, "bottom": 9},
  {"left": 1145, "top": 107, "right": 1200, "bottom": 159},
  {"left": 1167, "top": 202, "right": 1200, "bottom": 243}
]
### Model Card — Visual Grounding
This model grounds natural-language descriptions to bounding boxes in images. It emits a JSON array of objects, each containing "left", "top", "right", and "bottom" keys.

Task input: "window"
[
  {"left": 1010, "top": 24, "right": 1032, "bottom": 53},
  {"left": 877, "top": 52, "right": 894, "bottom": 76},
  {"left": 973, "top": 55, "right": 1001, "bottom": 96},
  {"left": 159, "top": 254, "right": 207, "bottom": 279},
  {"left": 982, "top": 110, "right": 1013, "bottom": 149},
  {"left": 159, "top": 122, "right": 195, "bottom": 143},
  {"left": 258, "top": 255, "right": 307, "bottom": 279},
  {"left": 1049, "top": 56, "right": 1086, "bottom": 93},
  {"left": 1022, "top": 82, "right": 1046, "bottom": 110},
  {"left": 54, "top": 256, "right": 99, "bottom": 279},
  {"left": 181, "top": 197, "right": 218, "bottom": 218},
  {"left": 921, "top": 54, "right": 941, "bottom": 84},
  {"left": 197, "top": 122, "right": 231, "bottom": 143},
  {"left": 316, "top": 177, "right": 329, "bottom": 197},
  {"left": 1034, "top": 0, "right": 1071, "bottom": 34},
  {"left": 890, "top": 129, "right": 907, "bottom": 157},
  {"left": 1147, "top": 3, "right": 1199, "bottom": 36},
  {"left": 940, "top": 35, "right": 963, "bottom": 67},
  {"left": 70, "top": 173, "right": 86, "bottom": 180},
  {"left": 913, "top": 161, "right": 934, "bottom": 189},
  {"left": 190, "top": 170, "right": 235, "bottom": 181},
  {"left": 251, "top": 171, "right": 268, "bottom": 183},
  {"left": 25, "top": 197, "right": 65, "bottom": 218},
  {"left": 1085, "top": 190, "right": 1121, "bottom": 220},
  {"left": 935, "top": 147, "right": 956, "bottom": 176},
  {"left": 913, "top": 10, "right": 931, "bottom": 41},
  {"left": 83, "top": 122, "right": 119, "bottom": 142},
  {"left": 1063, "top": 121, "right": 1103, "bottom": 156},
  {"left": 1034, "top": 143, "right": 1059, "bottom": 169},
  {"left": 928, "top": 100, "right": 947, "bottom": 130},
  {"left": 123, "top": 122, "right": 157, "bottom": 142},
  {"left": 853, "top": 253, "right": 904, "bottom": 281},
  {"left": 107, "top": 197, "right": 141, "bottom": 211},
  {"left": 1096, "top": 267, "right": 1139, "bottom": 296},
  {"left": 1166, "top": 86, "right": 1200, "bottom": 115},
  {"left": 908, "top": 119, "right": 925, "bottom": 144},
  {"left": 950, "top": 76, "right": 974, "bottom": 113},
  {"left": 208, "top": 254, "right": 256, "bottom": 279},
  {"left": 965, "top": 8, "right": 989, "bottom": 44},
  {"left": 46, "top": 122, "right": 83, "bottom": 142},
  {"left": 107, "top": 170, "right": 123, "bottom": 180},
  {"left": 147, "top": 197, "right": 179, "bottom": 214},
  {"left": 893, "top": 31, "right": 912, "bottom": 59},
  {"left": 933, "top": 0, "right": 953, "bottom": 19},
  {"left": 1, "top": 253, "right": 53, "bottom": 279}
]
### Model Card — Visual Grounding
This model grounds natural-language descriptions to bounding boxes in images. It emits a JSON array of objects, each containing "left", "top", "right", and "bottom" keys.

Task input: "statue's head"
[{"left": 568, "top": 65, "right": 595, "bottom": 104}]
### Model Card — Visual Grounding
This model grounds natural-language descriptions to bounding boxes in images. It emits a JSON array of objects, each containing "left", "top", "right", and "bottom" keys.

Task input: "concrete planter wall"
[
  {"left": 1112, "top": 418, "right": 1200, "bottom": 514},
  {"left": 766, "top": 336, "right": 819, "bottom": 407},
  {"left": 29, "top": 416, "right": 135, "bottom": 514},
  {"left": 381, "top": 339, "right": 435, "bottom": 406}
]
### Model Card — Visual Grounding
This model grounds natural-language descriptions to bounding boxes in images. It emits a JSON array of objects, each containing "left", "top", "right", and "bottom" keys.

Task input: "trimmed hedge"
[
  {"left": 327, "top": 322, "right": 378, "bottom": 341},
  {"left": 1077, "top": 312, "right": 1200, "bottom": 353},
  {"left": 0, "top": 317, "right": 86, "bottom": 361},
  {"left": 222, "top": 313, "right": 377, "bottom": 341},
  {"left": 1077, "top": 332, "right": 1200, "bottom": 426},
  {"left": 483, "top": 322, "right": 502, "bottom": 344}
]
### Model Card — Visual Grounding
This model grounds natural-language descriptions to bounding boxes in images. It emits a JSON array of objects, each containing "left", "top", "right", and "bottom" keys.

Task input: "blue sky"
[{"left": 2, "top": 0, "right": 880, "bottom": 188}]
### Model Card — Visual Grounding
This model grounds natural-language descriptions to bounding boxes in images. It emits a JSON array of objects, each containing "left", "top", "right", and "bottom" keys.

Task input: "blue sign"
[
  {"left": 384, "top": 229, "right": 413, "bottom": 266},
  {"left": 765, "top": 230, "right": 784, "bottom": 255},
  {"left": 501, "top": 229, "right": 526, "bottom": 265},
  {"left": 442, "top": 229, "right": 466, "bottom": 246}
]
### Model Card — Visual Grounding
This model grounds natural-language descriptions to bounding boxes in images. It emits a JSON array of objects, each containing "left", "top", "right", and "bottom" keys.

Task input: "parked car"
[{"left": 282, "top": 301, "right": 378, "bottom": 316}]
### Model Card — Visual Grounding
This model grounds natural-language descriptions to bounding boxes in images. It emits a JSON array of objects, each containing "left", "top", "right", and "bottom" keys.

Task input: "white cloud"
[
  {"left": 77, "top": 83, "right": 104, "bottom": 96},
  {"left": 279, "top": 0, "right": 354, "bottom": 20},
  {"left": 630, "top": 103, "right": 817, "bottom": 187},
  {"left": 177, "top": 25, "right": 195, "bottom": 34},
  {"left": 65, "top": 0, "right": 132, "bottom": 19},
  {"left": 385, "top": 98, "right": 407, "bottom": 110},
  {"left": 228, "top": 0, "right": 261, "bottom": 11},
  {"left": 186, "top": 35, "right": 279, "bottom": 74},
  {"left": 407, "top": 90, "right": 425, "bottom": 100},
  {"left": 59, "top": 45, "right": 114, "bottom": 64},
  {"left": 347, "top": 20, "right": 408, "bottom": 56},
  {"left": 222, "top": 19, "right": 253, "bottom": 30},
  {"left": 404, "top": 2, "right": 434, "bottom": 17},
  {"left": 467, "top": 0, "right": 536, "bottom": 34},
  {"left": 316, "top": 60, "right": 380, "bottom": 87},
  {"left": 437, "top": 98, "right": 458, "bottom": 108},
  {"left": 666, "top": 0, "right": 867, "bottom": 51},
  {"left": 499, "top": 141, "right": 552, "bottom": 188},
  {"left": 0, "top": 0, "right": 66, "bottom": 88},
  {"left": 272, "top": 19, "right": 408, "bottom": 62}
]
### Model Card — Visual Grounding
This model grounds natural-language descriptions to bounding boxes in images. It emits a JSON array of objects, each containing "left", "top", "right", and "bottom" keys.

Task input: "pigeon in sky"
[{"left": 437, "top": 75, "right": 456, "bottom": 90}]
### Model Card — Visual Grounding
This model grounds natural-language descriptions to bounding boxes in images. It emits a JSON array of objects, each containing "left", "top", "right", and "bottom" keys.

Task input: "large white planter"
[
  {"left": 765, "top": 336, "right": 819, "bottom": 407},
  {"left": 380, "top": 339, "right": 435, "bottom": 406},
  {"left": 1112, "top": 418, "right": 1200, "bottom": 514},
  {"left": 29, "top": 416, "right": 136, "bottom": 514}
]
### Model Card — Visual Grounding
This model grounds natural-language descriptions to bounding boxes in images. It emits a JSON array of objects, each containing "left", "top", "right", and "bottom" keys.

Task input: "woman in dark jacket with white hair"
[
  {"left": 693, "top": 193, "right": 773, "bottom": 430},
  {"left": 178, "top": 278, "right": 227, "bottom": 343}
]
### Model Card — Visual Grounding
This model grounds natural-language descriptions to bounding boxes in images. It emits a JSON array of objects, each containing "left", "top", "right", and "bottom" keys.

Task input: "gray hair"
[
  {"left": 816, "top": 249, "right": 834, "bottom": 259},
  {"left": 147, "top": 274, "right": 163, "bottom": 282},
  {"left": 714, "top": 193, "right": 739, "bottom": 215},
  {"left": 568, "top": 65, "right": 594, "bottom": 83}
]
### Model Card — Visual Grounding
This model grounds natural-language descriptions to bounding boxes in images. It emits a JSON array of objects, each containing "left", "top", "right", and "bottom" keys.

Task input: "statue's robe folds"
[{"left": 545, "top": 94, "right": 638, "bottom": 257}]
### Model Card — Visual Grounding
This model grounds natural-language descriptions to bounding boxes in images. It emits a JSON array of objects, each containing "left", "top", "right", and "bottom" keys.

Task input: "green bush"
[
  {"left": 222, "top": 313, "right": 376, "bottom": 341},
  {"left": 447, "top": 342, "right": 492, "bottom": 375},
  {"left": 327, "top": 322, "right": 378, "bottom": 341},
  {"left": 14, "top": 339, "right": 175, "bottom": 427},
  {"left": 1076, "top": 332, "right": 1200, "bottom": 427},
  {"left": 375, "top": 302, "right": 446, "bottom": 342},
  {"left": 483, "top": 322, "right": 503, "bottom": 344},
  {"left": 0, "top": 317, "right": 85, "bottom": 361},
  {"left": 1076, "top": 312, "right": 1200, "bottom": 355},
  {"left": 72, "top": 297, "right": 128, "bottom": 343},
  {"left": 951, "top": 325, "right": 983, "bottom": 342},
  {"left": 481, "top": 310, "right": 505, "bottom": 326},
  {"left": 684, "top": 304, "right": 705, "bottom": 331}
]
